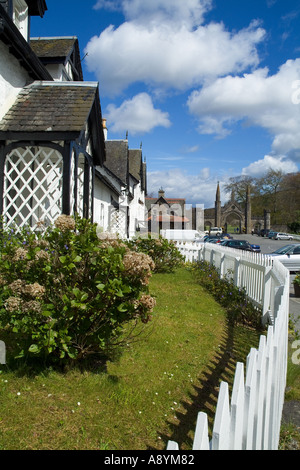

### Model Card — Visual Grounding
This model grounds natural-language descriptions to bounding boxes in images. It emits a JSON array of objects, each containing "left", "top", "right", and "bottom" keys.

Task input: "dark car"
[
  {"left": 220, "top": 239, "right": 260, "bottom": 252},
  {"left": 259, "top": 229, "right": 270, "bottom": 237}
]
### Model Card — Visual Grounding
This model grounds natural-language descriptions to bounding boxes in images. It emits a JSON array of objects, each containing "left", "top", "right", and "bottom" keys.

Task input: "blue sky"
[{"left": 31, "top": 0, "right": 300, "bottom": 208}]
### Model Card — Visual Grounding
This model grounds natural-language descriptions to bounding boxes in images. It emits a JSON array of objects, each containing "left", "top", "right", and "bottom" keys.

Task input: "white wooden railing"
[{"left": 167, "top": 242, "right": 289, "bottom": 450}]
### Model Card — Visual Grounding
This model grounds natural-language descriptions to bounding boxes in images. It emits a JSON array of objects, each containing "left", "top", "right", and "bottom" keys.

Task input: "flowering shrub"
[
  {"left": 127, "top": 234, "right": 184, "bottom": 273},
  {"left": 0, "top": 216, "right": 156, "bottom": 364},
  {"left": 193, "top": 261, "right": 262, "bottom": 329}
]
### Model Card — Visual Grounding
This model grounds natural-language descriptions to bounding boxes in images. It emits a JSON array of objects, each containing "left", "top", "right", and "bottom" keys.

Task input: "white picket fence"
[{"left": 167, "top": 242, "right": 289, "bottom": 450}]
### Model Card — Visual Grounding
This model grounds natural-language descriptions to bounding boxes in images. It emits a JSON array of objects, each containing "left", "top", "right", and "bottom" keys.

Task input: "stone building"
[{"left": 204, "top": 183, "right": 270, "bottom": 234}]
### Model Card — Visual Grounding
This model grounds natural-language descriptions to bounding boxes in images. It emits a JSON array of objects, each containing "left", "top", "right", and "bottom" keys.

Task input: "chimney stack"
[{"left": 102, "top": 118, "right": 107, "bottom": 140}]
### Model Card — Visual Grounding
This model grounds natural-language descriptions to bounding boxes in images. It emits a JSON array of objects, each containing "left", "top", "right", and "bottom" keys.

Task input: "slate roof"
[
  {"left": 30, "top": 37, "right": 84, "bottom": 81},
  {"left": 129, "top": 149, "right": 142, "bottom": 181},
  {"left": 104, "top": 140, "right": 129, "bottom": 186},
  {"left": 30, "top": 37, "right": 77, "bottom": 58},
  {"left": 0, "top": 81, "right": 99, "bottom": 133}
]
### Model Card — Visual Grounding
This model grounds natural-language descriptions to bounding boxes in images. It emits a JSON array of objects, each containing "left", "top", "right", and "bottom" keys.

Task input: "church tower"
[{"left": 215, "top": 182, "right": 221, "bottom": 227}]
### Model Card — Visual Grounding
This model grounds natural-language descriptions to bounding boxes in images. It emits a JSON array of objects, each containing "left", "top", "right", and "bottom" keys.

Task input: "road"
[
  {"left": 226, "top": 232, "right": 299, "bottom": 255},
  {"left": 225, "top": 233, "right": 300, "bottom": 333}
]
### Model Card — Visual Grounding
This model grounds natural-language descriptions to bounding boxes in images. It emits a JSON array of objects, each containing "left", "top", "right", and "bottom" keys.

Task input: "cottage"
[
  {"left": 0, "top": 0, "right": 106, "bottom": 229},
  {"left": 94, "top": 125, "right": 147, "bottom": 238},
  {"left": 0, "top": 0, "right": 147, "bottom": 236}
]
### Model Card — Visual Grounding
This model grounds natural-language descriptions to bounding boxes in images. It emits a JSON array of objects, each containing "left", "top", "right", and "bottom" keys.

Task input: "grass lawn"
[
  {"left": 279, "top": 335, "right": 300, "bottom": 450},
  {"left": 0, "top": 266, "right": 262, "bottom": 450}
]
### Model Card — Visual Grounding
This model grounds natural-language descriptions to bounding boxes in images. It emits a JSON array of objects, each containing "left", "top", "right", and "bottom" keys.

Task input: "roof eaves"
[{"left": 0, "top": 4, "right": 52, "bottom": 80}]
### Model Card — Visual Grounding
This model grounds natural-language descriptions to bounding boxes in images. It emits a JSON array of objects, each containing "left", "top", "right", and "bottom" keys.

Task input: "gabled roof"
[
  {"left": 104, "top": 140, "right": 129, "bottom": 186},
  {"left": 145, "top": 196, "right": 186, "bottom": 210},
  {"left": 30, "top": 37, "right": 84, "bottom": 81},
  {"left": 129, "top": 148, "right": 145, "bottom": 184},
  {"left": 0, "top": 81, "right": 95, "bottom": 133},
  {"left": 0, "top": 81, "right": 105, "bottom": 165},
  {"left": 30, "top": 37, "right": 77, "bottom": 58},
  {"left": 25, "top": 0, "right": 48, "bottom": 17}
]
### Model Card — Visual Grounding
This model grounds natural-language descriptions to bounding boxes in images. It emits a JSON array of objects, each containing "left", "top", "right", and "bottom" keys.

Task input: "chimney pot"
[{"left": 102, "top": 118, "right": 107, "bottom": 140}]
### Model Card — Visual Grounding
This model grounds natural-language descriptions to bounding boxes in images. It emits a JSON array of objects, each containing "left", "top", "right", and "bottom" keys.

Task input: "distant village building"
[
  {"left": 145, "top": 188, "right": 188, "bottom": 233},
  {"left": 145, "top": 188, "right": 204, "bottom": 234},
  {"left": 0, "top": 1, "right": 147, "bottom": 236}
]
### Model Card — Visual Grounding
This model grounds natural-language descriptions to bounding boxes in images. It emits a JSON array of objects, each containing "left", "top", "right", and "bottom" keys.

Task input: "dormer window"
[{"left": 13, "top": 0, "right": 28, "bottom": 40}]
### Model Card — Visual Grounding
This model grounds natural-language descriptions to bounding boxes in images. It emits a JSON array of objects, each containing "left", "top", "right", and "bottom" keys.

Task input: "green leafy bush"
[
  {"left": 0, "top": 216, "right": 156, "bottom": 364},
  {"left": 192, "top": 261, "right": 262, "bottom": 329},
  {"left": 127, "top": 234, "right": 184, "bottom": 273}
]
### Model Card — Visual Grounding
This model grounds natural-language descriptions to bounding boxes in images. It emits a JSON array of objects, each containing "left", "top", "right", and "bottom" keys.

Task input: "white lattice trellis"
[
  {"left": 77, "top": 154, "right": 85, "bottom": 218},
  {"left": 70, "top": 150, "right": 76, "bottom": 217},
  {"left": 4, "top": 146, "right": 63, "bottom": 229},
  {"left": 89, "top": 165, "right": 93, "bottom": 218},
  {"left": 109, "top": 206, "right": 127, "bottom": 237}
]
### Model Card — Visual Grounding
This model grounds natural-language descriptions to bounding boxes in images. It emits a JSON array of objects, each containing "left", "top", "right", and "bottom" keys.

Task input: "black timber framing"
[
  {"left": 0, "top": 4, "right": 52, "bottom": 80},
  {"left": 0, "top": 139, "right": 94, "bottom": 223}
]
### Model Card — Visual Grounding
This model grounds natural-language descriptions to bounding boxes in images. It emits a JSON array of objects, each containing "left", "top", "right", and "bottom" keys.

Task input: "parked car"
[
  {"left": 220, "top": 239, "right": 260, "bottom": 252},
  {"left": 205, "top": 236, "right": 222, "bottom": 243},
  {"left": 209, "top": 226, "right": 223, "bottom": 236},
  {"left": 250, "top": 244, "right": 261, "bottom": 253},
  {"left": 220, "top": 233, "right": 233, "bottom": 240},
  {"left": 259, "top": 229, "right": 270, "bottom": 237},
  {"left": 268, "top": 231, "right": 277, "bottom": 239},
  {"left": 267, "top": 244, "right": 300, "bottom": 271},
  {"left": 273, "top": 232, "right": 293, "bottom": 240}
]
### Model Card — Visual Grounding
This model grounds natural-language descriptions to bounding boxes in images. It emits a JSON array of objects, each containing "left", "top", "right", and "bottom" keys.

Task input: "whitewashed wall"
[
  {"left": 128, "top": 176, "right": 146, "bottom": 238},
  {"left": 0, "top": 42, "right": 30, "bottom": 120},
  {"left": 94, "top": 173, "right": 120, "bottom": 233}
]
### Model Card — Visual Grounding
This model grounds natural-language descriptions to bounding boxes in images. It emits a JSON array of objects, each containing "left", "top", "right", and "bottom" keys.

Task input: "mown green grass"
[
  {"left": 0, "top": 267, "right": 261, "bottom": 450},
  {"left": 279, "top": 334, "right": 300, "bottom": 450}
]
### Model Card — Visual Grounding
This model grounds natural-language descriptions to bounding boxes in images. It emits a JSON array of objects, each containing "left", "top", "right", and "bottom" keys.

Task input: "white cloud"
[
  {"left": 105, "top": 93, "right": 171, "bottom": 135},
  {"left": 147, "top": 167, "right": 224, "bottom": 207},
  {"left": 85, "top": 15, "right": 265, "bottom": 96},
  {"left": 121, "top": 0, "right": 213, "bottom": 27},
  {"left": 93, "top": 0, "right": 122, "bottom": 11},
  {"left": 94, "top": 0, "right": 213, "bottom": 26},
  {"left": 187, "top": 59, "right": 300, "bottom": 158},
  {"left": 242, "top": 155, "right": 298, "bottom": 177}
]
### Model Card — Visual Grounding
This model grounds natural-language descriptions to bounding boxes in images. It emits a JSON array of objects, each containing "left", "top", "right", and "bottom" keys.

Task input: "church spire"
[
  {"left": 216, "top": 181, "right": 221, "bottom": 201},
  {"left": 215, "top": 182, "right": 221, "bottom": 227}
]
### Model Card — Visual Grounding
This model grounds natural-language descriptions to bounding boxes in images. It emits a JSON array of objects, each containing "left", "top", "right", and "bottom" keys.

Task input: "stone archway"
[{"left": 224, "top": 212, "right": 243, "bottom": 234}]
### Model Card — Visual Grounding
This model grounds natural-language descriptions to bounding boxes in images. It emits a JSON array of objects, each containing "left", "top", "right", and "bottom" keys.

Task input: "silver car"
[
  {"left": 274, "top": 232, "right": 293, "bottom": 240},
  {"left": 268, "top": 244, "right": 300, "bottom": 271}
]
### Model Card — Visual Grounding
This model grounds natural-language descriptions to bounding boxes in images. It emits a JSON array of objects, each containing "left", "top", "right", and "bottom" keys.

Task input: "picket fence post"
[
  {"left": 167, "top": 244, "right": 289, "bottom": 451},
  {"left": 0, "top": 340, "right": 5, "bottom": 365},
  {"left": 211, "top": 382, "right": 231, "bottom": 450},
  {"left": 192, "top": 412, "right": 210, "bottom": 450},
  {"left": 230, "top": 362, "right": 245, "bottom": 450}
]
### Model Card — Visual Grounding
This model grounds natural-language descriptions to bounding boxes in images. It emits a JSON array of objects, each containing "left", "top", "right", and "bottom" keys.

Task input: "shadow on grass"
[{"left": 152, "top": 321, "right": 260, "bottom": 450}]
